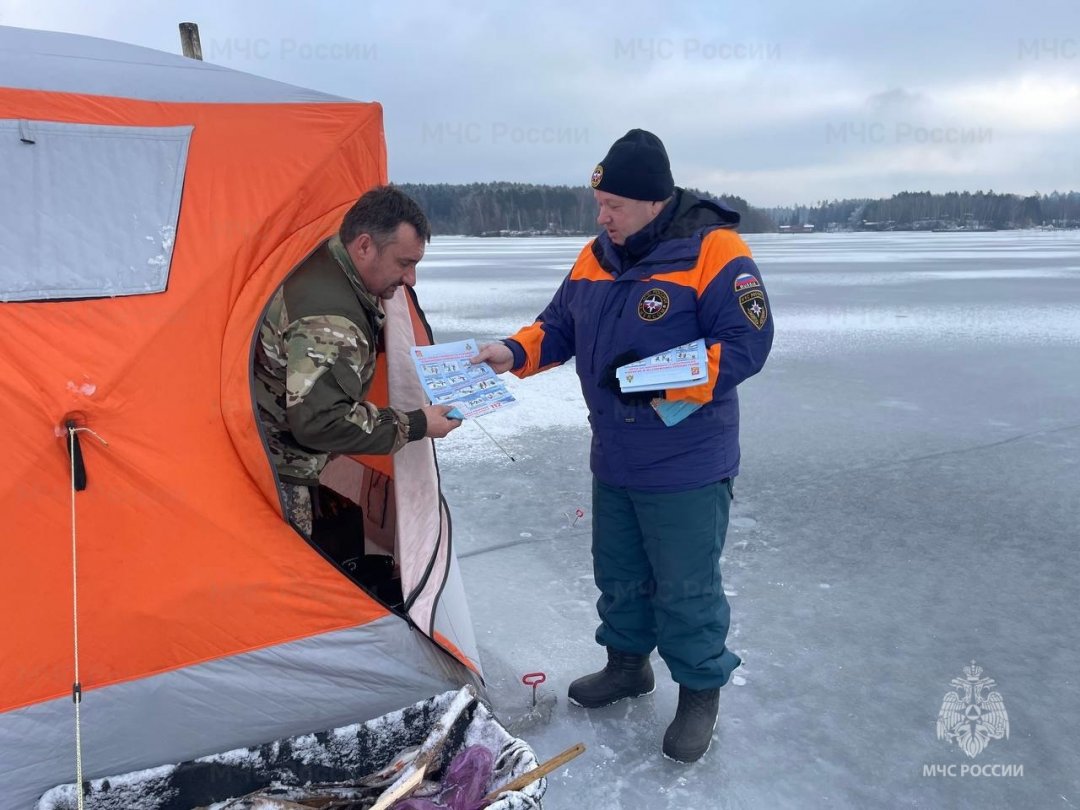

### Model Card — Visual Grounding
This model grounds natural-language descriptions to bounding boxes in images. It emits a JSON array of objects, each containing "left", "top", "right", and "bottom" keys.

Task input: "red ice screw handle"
[{"left": 522, "top": 672, "right": 546, "bottom": 707}]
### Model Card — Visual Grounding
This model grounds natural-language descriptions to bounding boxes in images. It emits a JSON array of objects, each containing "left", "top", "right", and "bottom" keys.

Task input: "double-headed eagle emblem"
[{"left": 936, "top": 661, "right": 1009, "bottom": 758}]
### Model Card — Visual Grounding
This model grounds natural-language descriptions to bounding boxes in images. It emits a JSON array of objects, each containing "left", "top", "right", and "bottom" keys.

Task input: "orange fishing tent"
[{"left": 0, "top": 25, "right": 480, "bottom": 808}]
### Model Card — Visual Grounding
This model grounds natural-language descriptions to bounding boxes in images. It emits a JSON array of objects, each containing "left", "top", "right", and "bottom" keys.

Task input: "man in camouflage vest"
[{"left": 254, "top": 185, "right": 461, "bottom": 536}]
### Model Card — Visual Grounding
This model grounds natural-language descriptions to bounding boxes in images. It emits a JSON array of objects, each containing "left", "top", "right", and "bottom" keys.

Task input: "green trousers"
[{"left": 592, "top": 477, "right": 741, "bottom": 690}]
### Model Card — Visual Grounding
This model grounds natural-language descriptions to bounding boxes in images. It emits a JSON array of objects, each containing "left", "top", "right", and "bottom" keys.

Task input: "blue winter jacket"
[{"left": 505, "top": 190, "right": 773, "bottom": 492}]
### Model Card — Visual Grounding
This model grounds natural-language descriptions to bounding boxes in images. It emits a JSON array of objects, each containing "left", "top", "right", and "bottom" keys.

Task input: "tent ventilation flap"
[{"left": 0, "top": 119, "right": 192, "bottom": 302}]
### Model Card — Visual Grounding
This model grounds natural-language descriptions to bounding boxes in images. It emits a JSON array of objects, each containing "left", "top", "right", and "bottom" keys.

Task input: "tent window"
[{"left": 0, "top": 119, "right": 192, "bottom": 302}]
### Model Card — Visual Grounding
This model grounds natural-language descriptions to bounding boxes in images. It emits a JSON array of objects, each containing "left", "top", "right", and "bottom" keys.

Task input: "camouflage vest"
[{"left": 253, "top": 236, "right": 385, "bottom": 485}]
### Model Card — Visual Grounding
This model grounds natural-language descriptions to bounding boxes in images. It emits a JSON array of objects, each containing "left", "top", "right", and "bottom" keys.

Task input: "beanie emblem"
[{"left": 591, "top": 129, "right": 673, "bottom": 201}]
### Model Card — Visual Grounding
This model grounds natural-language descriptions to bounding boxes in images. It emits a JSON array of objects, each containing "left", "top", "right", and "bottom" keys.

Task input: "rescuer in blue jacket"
[{"left": 473, "top": 129, "right": 773, "bottom": 762}]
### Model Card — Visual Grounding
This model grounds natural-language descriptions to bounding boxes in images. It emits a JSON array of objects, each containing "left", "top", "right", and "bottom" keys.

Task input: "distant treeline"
[
  {"left": 769, "top": 191, "right": 1080, "bottom": 231},
  {"left": 397, "top": 184, "right": 1080, "bottom": 235},
  {"left": 396, "top": 182, "right": 777, "bottom": 236}
]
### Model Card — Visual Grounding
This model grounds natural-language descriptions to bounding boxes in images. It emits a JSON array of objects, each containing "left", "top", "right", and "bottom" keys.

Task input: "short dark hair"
[{"left": 339, "top": 185, "right": 431, "bottom": 247}]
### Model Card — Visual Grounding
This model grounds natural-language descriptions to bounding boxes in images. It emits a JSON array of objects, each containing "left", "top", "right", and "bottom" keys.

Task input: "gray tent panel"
[
  {"left": 0, "top": 120, "right": 191, "bottom": 302},
  {"left": 0, "top": 26, "right": 347, "bottom": 103},
  {"left": 1, "top": 617, "right": 472, "bottom": 810}
]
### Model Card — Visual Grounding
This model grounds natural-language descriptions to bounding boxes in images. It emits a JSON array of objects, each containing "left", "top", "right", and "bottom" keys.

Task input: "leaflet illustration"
[
  {"left": 410, "top": 339, "right": 517, "bottom": 419},
  {"left": 617, "top": 339, "right": 708, "bottom": 392}
]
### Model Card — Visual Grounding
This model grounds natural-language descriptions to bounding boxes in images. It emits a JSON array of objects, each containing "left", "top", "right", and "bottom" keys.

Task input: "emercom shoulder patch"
[{"left": 739, "top": 290, "right": 768, "bottom": 329}]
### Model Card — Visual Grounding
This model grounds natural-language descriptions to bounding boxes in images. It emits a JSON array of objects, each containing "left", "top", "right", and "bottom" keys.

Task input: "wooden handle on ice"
[{"left": 480, "top": 743, "right": 585, "bottom": 805}]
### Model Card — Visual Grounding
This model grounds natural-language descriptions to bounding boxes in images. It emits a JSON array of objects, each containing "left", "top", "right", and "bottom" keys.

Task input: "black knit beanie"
[{"left": 590, "top": 129, "right": 674, "bottom": 201}]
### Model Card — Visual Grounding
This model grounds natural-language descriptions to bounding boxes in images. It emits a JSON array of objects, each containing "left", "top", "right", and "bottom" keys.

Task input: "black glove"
[{"left": 600, "top": 351, "right": 665, "bottom": 405}]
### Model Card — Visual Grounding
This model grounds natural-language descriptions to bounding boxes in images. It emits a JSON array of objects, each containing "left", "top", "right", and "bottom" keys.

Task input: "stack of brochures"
[
  {"left": 616, "top": 339, "right": 708, "bottom": 392},
  {"left": 410, "top": 339, "right": 516, "bottom": 419},
  {"left": 616, "top": 339, "right": 708, "bottom": 427}
]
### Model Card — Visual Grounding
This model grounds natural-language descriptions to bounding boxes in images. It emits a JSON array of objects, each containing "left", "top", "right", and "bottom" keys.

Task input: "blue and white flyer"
[{"left": 410, "top": 339, "right": 517, "bottom": 419}]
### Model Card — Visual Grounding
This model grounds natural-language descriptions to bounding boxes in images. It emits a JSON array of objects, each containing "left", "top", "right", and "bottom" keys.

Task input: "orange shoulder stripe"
[
  {"left": 647, "top": 229, "right": 753, "bottom": 291},
  {"left": 569, "top": 241, "right": 611, "bottom": 282}
]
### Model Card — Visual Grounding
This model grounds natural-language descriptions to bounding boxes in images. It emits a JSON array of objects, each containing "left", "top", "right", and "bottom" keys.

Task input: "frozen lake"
[{"left": 414, "top": 231, "right": 1080, "bottom": 810}]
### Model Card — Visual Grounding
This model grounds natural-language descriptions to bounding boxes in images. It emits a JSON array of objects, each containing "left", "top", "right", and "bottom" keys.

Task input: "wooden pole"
[
  {"left": 480, "top": 743, "right": 585, "bottom": 806},
  {"left": 178, "top": 22, "right": 203, "bottom": 60}
]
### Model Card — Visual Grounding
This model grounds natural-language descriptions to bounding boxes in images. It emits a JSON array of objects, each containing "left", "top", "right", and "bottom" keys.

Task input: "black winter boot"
[
  {"left": 662, "top": 686, "right": 720, "bottom": 762},
  {"left": 567, "top": 649, "right": 655, "bottom": 708}
]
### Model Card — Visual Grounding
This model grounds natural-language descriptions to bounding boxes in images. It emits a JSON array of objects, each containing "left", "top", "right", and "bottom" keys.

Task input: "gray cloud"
[{"left": 3, "top": 0, "right": 1079, "bottom": 205}]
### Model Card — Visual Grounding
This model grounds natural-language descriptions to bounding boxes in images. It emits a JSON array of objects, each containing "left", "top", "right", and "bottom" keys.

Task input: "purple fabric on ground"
[{"left": 393, "top": 745, "right": 495, "bottom": 810}]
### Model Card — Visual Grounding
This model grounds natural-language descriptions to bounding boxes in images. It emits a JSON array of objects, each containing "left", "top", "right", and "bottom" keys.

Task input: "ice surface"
[{"left": 417, "top": 231, "right": 1080, "bottom": 810}]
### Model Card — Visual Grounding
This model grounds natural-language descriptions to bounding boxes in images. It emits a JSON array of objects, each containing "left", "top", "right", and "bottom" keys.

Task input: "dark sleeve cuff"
[
  {"left": 406, "top": 408, "right": 427, "bottom": 442},
  {"left": 502, "top": 339, "right": 527, "bottom": 371}
]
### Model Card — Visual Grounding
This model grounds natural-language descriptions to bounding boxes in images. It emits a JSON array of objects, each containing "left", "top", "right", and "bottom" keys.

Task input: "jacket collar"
[
  {"left": 593, "top": 188, "right": 742, "bottom": 275},
  {"left": 594, "top": 193, "right": 679, "bottom": 275},
  {"left": 620, "top": 191, "right": 681, "bottom": 263},
  {"left": 327, "top": 235, "right": 385, "bottom": 327}
]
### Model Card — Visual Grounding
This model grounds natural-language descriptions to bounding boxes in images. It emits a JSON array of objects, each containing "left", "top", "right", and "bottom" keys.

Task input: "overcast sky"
[{"left": 3, "top": 0, "right": 1079, "bottom": 206}]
